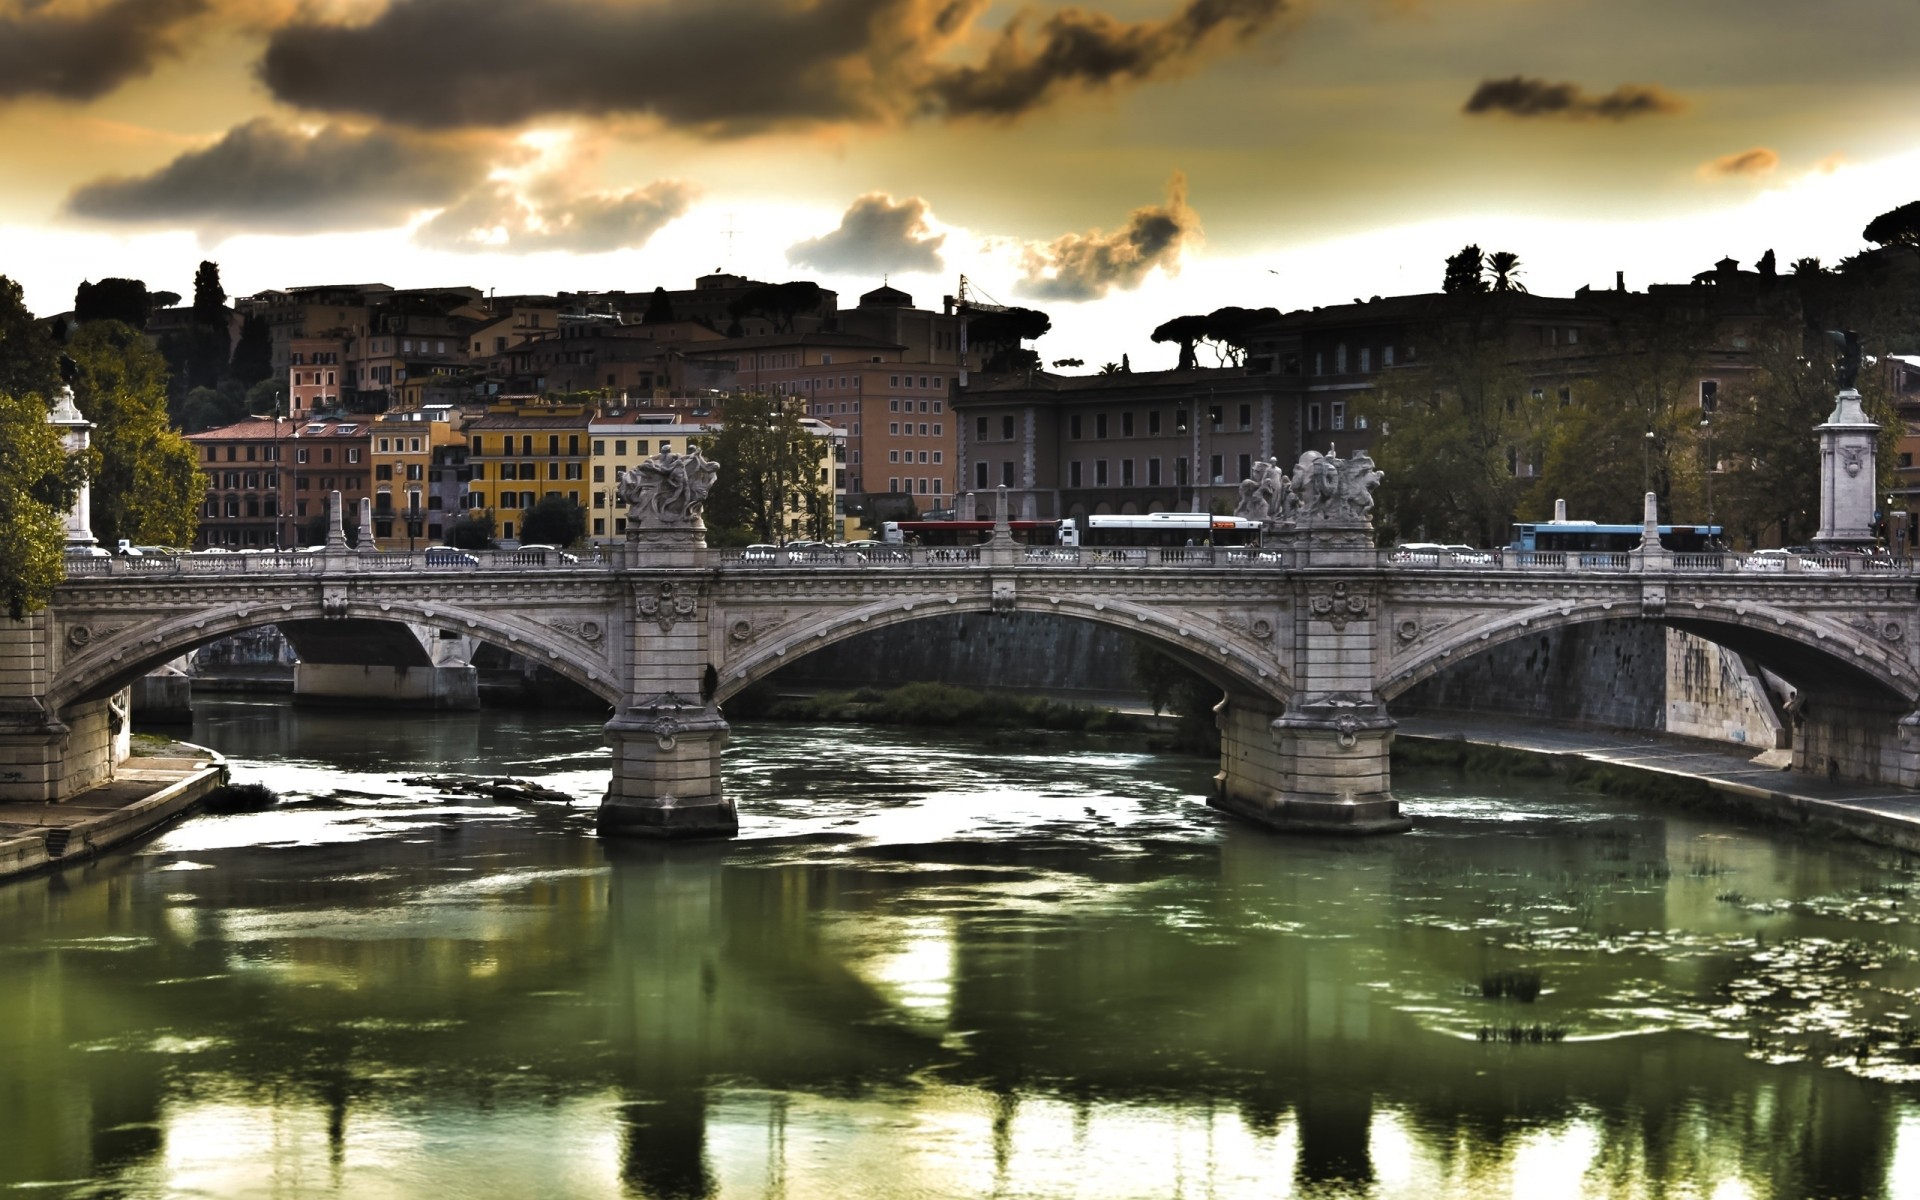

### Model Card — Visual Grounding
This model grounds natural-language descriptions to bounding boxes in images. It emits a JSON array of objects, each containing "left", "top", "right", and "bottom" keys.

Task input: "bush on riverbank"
[{"left": 727, "top": 681, "right": 1146, "bottom": 735}]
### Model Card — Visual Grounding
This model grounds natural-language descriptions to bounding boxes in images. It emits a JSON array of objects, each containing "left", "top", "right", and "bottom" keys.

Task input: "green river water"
[{"left": 4, "top": 698, "right": 1920, "bottom": 1199}]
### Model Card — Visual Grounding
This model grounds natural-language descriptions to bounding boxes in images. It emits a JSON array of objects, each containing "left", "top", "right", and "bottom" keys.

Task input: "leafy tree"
[
  {"left": 179, "top": 381, "right": 248, "bottom": 433},
  {"left": 1443, "top": 245, "right": 1489, "bottom": 296},
  {"left": 1863, "top": 200, "right": 1920, "bottom": 250},
  {"left": 0, "top": 275, "right": 61, "bottom": 403},
  {"left": 1792, "top": 256, "right": 1824, "bottom": 277},
  {"left": 229, "top": 314, "right": 273, "bottom": 387},
  {"left": 1125, "top": 639, "right": 1220, "bottom": 754},
  {"left": 185, "top": 260, "right": 230, "bottom": 393},
  {"left": 1099, "top": 361, "right": 1123, "bottom": 375},
  {"left": 1712, "top": 324, "right": 1901, "bottom": 547},
  {"left": 1151, "top": 314, "right": 1209, "bottom": 370},
  {"left": 1485, "top": 251, "right": 1526, "bottom": 293},
  {"left": 1534, "top": 310, "right": 1714, "bottom": 525},
  {"left": 73, "top": 278, "right": 157, "bottom": 327},
  {"left": 67, "top": 321, "right": 202, "bottom": 550},
  {"left": 699, "top": 391, "right": 831, "bottom": 545},
  {"left": 1357, "top": 317, "right": 1543, "bottom": 546},
  {"left": 727, "top": 281, "right": 824, "bottom": 334},
  {"left": 967, "top": 306, "right": 1051, "bottom": 373},
  {"left": 246, "top": 375, "right": 288, "bottom": 416},
  {"left": 447, "top": 512, "right": 494, "bottom": 549},
  {"left": 0, "top": 388, "right": 89, "bottom": 618},
  {"left": 641, "top": 286, "right": 677, "bottom": 324},
  {"left": 519, "top": 495, "right": 587, "bottom": 546}
]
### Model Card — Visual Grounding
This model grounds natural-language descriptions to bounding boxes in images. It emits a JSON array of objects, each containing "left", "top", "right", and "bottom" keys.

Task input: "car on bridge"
[
  {"left": 516, "top": 543, "right": 579, "bottom": 563},
  {"left": 424, "top": 547, "right": 480, "bottom": 567}
]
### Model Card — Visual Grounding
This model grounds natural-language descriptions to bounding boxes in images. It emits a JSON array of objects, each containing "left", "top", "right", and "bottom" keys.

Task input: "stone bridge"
[{"left": 4, "top": 490, "right": 1917, "bottom": 840}]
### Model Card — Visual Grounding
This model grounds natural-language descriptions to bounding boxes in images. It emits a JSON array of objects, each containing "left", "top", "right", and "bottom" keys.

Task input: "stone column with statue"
[
  {"left": 1814, "top": 330, "right": 1880, "bottom": 553},
  {"left": 600, "top": 446, "right": 736, "bottom": 838},
  {"left": 1221, "top": 449, "right": 1410, "bottom": 835}
]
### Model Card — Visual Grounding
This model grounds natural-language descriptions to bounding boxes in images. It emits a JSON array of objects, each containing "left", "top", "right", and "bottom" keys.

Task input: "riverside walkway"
[{"left": 1396, "top": 716, "right": 1920, "bottom": 853}]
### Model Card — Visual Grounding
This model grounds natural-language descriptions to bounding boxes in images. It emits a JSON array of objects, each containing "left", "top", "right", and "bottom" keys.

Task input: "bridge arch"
[
  {"left": 716, "top": 592, "right": 1291, "bottom": 707},
  {"left": 1379, "top": 599, "right": 1920, "bottom": 707},
  {"left": 48, "top": 599, "right": 623, "bottom": 714}
]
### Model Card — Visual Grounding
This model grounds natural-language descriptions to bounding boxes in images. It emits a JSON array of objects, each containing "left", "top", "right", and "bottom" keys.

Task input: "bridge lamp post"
[
  {"left": 1642, "top": 428, "right": 1656, "bottom": 498},
  {"left": 1700, "top": 417, "right": 1715, "bottom": 537}
]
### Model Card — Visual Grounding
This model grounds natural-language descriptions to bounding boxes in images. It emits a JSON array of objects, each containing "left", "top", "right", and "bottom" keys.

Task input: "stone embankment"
[
  {"left": 1397, "top": 717, "right": 1920, "bottom": 854},
  {"left": 0, "top": 743, "right": 225, "bottom": 882}
]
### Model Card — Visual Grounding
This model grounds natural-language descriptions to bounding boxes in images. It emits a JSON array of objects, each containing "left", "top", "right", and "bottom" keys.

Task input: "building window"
[
  {"left": 1122, "top": 412, "right": 1134, "bottom": 437},
  {"left": 1147, "top": 457, "right": 1162, "bottom": 486},
  {"left": 1209, "top": 454, "right": 1224, "bottom": 484},
  {"left": 1238, "top": 404, "right": 1251, "bottom": 431},
  {"left": 1209, "top": 406, "right": 1223, "bottom": 433},
  {"left": 594, "top": 465, "right": 605, "bottom": 482},
  {"left": 1001, "top": 461, "right": 1015, "bottom": 487},
  {"left": 889, "top": 422, "right": 899, "bottom": 435},
  {"left": 1313, "top": 351, "right": 1324, "bottom": 375},
  {"left": 975, "top": 461, "right": 989, "bottom": 489},
  {"left": 1384, "top": 346, "right": 1395, "bottom": 367},
  {"left": 1236, "top": 453, "right": 1251, "bottom": 482},
  {"left": 1308, "top": 404, "right": 1322, "bottom": 432},
  {"left": 1331, "top": 402, "right": 1345, "bottom": 431},
  {"left": 1001, "top": 414, "right": 1015, "bottom": 440},
  {"left": 889, "top": 450, "right": 899, "bottom": 463},
  {"left": 1335, "top": 344, "right": 1348, "bottom": 373},
  {"left": 1096, "top": 414, "right": 1109, "bottom": 438},
  {"left": 1070, "top": 414, "right": 1082, "bottom": 439},
  {"left": 1095, "top": 459, "right": 1109, "bottom": 486},
  {"left": 1069, "top": 461, "right": 1082, "bottom": 488},
  {"left": 1148, "top": 410, "right": 1161, "bottom": 435},
  {"left": 1175, "top": 457, "right": 1189, "bottom": 486},
  {"left": 1700, "top": 380, "right": 1719, "bottom": 412},
  {"left": 1121, "top": 459, "right": 1134, "bottom": 486},
  {"left": 976, "top": 416, "right": 988, "bottom": 440},
  {"left": 1359, "top": 348, "right": 1371, "bottom": 372}
]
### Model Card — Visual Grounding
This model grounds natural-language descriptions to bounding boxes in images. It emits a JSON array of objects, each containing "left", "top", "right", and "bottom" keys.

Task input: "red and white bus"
[{"left": 1081, "top": 513, "right": 1263, "bottom": 547}]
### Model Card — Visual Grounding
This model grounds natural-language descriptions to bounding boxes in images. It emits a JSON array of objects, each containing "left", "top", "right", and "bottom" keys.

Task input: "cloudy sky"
[{"left": 2, "top": 0, "right": 1917, "bottom": 368}]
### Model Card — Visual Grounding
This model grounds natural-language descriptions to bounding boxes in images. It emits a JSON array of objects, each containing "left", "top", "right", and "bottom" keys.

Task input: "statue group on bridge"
[
  {"left": 616, "top": 447, "right": 719, "bottom": 528},
  {"left": 1236, "top": 448, "right": 1384, "bottom": 529}
]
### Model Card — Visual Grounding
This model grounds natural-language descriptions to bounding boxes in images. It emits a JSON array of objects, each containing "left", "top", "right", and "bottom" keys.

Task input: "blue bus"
[{"left": 1509, "top": 521, "right": 1723, "bottom": 554}]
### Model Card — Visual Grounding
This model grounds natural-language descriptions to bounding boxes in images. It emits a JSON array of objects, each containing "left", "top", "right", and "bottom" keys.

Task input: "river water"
[{"left": 5, "top": 698, "right": 1920, "bottom": 1199}]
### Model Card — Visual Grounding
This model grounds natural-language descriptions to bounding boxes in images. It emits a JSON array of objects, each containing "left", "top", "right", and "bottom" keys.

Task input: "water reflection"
[{"left": 0, "top": 700, "right": 1916, "bottom": 1197}]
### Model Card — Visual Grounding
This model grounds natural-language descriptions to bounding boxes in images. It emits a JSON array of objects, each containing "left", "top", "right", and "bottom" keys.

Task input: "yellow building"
[
  {"left": 370, "top": 408, "right": 462, "bottom": 547},
  {"left": 465, "top": 403, "right": 594, "bottom": 544},
  {"left": 587, "top": 412, "right": 719, "bottom": 541}
]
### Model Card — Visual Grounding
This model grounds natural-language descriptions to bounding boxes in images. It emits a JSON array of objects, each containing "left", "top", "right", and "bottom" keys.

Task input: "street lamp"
[
  {"left": 1642, "top": 428, "right": 1656, "bottom": 497},
  {"left": 1700, "top": 416, "right": 1715, "bottom": 538}
]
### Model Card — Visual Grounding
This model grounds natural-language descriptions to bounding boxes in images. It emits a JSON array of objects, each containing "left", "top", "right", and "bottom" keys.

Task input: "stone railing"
[{"left": 60, "top": 548, "right": 611, "bottom": 578}]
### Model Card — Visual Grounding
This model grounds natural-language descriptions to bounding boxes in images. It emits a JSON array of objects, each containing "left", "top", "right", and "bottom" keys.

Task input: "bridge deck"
[{"left": 1397, "top": 717, "right": 1920, "bottom": 852}]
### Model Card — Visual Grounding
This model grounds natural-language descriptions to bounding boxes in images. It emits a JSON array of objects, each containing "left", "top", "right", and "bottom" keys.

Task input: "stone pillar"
[
  {"left": 356, "top": 496, "right": 375, "bottom": 554},
  {"left": 600, "top": 583, "right": 734, "bottom": 839},
  {"left": 603, "top": 460, "right": 735, "bottom": 838},
  {"left": 325, "top": 489, "right": 349, "bottom": 553},
  {"left": 1634, "top": 491, "right": 1670, "bottom": 568},
  {"left": 1814, "top": 388, "right": 1879, "bottom": 551},
  {"left": 46, "top": 385, "right": 96, "bottom": 552}
]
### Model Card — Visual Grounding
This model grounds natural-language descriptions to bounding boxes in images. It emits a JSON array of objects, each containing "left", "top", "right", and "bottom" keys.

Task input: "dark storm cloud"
[
  {"left": 1463, "top": 76, "right": 1685, "bottom": 121},
  {"left": 415, "top": 179, "right": 697, "bottom": 255},
  {"left": 1020, "top": 173, "right": 1199, "bottom": 302},
  {"left": 0, "top": 0, "right": 208, "bottom": 102},
  {"left": 65, "top": 119, "right": 498, "bottom": 233},
  {"left": 258, "top": 0, "right": 1290, "bottom": 133},
  {"left": 787, "top": 194, "right": 946, "bottom": 275},
  {"left": 927, "top": 0, "right": 1288, "bottom": 118}
]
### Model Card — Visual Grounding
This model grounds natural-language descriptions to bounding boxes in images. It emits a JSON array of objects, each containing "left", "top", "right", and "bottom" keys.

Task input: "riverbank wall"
[{"left": 0, "top": 745, "right": 225, "bottom": 882}]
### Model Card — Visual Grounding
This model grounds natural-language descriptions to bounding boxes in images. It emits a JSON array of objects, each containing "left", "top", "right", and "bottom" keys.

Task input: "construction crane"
[{"left": 942, "top": 275, "right": 1014, "bottom": 387}]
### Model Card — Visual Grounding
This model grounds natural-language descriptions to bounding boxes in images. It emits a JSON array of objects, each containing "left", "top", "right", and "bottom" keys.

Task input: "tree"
[
  {"left": 0, "top": 275, "right": 60, "bottom": 403},
  {"left": 1443, "top": 245, "right": 1489, "bottom": 296},
  {"left": 229, "top": 314, "right": 273, "bottom": 387},
  {"left": 1356, "top": 317, "right": 1543, "bottom": 546},
  {"left": 67, "top": 321, "right": 202, "bottom": 550},
  {"left": 641, "top": 286, "right": 677, "bottom": 325},
  {"left": 1863, "top": 200, "right": 1920, "bottom": 250},
  {"left": 0, "top": 388, "right": 88, "bottom": 618},
  {"left": 727, "top": 281, "right": 824, "bottom": 335},
  {"left": 699, "top": 392, "right": 832, "bottom": 545},
  {"left": 447, "top": 512, "right": 494, "bottom": 549},
  {"left": 967, "top": 306, "right": 1051, "bottom": 373},
  {"left": 246, "top": 375, "right": 288, "bottom": 416},
  {"left": 1485, "top": 250, "right": 1526, "bottom": 293},
  {"left": 1151, "top": 314, "right": 1209, "bottom": 370},
  {"left": 179, "top": 382, "right": 248, "bottom": 433},
  {"left": 184, "top": 260, "right": 230, "bottom": 394},
  {"left": 73, "top": 278, "right": 157, "bottom": 328},
  {"left": 519, "top": 495, "right": 587, "bottom": 547}
]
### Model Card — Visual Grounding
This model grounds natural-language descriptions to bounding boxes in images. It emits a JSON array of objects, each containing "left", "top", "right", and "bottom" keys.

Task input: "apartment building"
[
  {"left": 463, "top": 404, "right": 593, "bottom": 543},
  {"left": 186, "top": 415, "right": 372, "bottom": 548},
  {"left": 370, "top": 407, "right": 462, "bottom": 546}
]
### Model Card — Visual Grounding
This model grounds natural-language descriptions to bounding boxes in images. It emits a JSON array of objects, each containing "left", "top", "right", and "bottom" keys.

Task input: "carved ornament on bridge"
[
  {"left": 1309, "top": 583, "right": 1369, "bottom": 630},
  {"left": 1842, "top": 446, "right": 1870, "bottom": 478},
  {"left": 727, "top": 611, "right": 792, "bottom": 643},
  {"left": 1393, "top": 616, "right": 1453, "bottom": 647},
  {"left": 547, "top": 618, "right": 604, "bottom": 644},
  {"left": 1845, "top": 614, "right": 1905, "bottom": 643},
  {"left": 637, "top": 581, "right": 698, "bottom": 632},
  {"left": 322, "top": 583, "right": 349, "bottom": 620},
  {"left": 1218, "top": 611, "right": 1275, "bottom": 641},
  {"left": 1236, "top": 450, "right": 1385, "bottom": 530},
  {"left": 617, "top": 447, "right": 719, "bottom": 527}
]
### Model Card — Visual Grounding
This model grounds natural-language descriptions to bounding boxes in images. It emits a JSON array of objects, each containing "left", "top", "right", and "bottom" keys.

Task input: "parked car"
[
  {"left": 1389, "top": 542, "right": 1449, "bottom": 562},
  {"left": 64, "top": 545, "right": 110, "bottom": 558},
  {"left": 739, "top": 544, "right": 779, "bottom": 563},
  {"left": 516, "top": 543, "right": 579, "bottom": 563},
  {"left": 1739, "top": 549, "right": 1827, "bottom": 574},
  {"left": 1442, "top": 544, "right": 1497, "bottom": 564},
  {"left": 424, "top": 547, "right": 480, "bottom": 567}
]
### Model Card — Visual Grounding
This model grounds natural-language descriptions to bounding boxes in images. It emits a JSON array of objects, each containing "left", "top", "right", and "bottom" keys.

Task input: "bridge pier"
[
  {"left": 1211, "top": 692, "right": 1410, "bottom": 835},
  {"left": 599, "top": 706, "right": 735, "bottom": 839}
]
